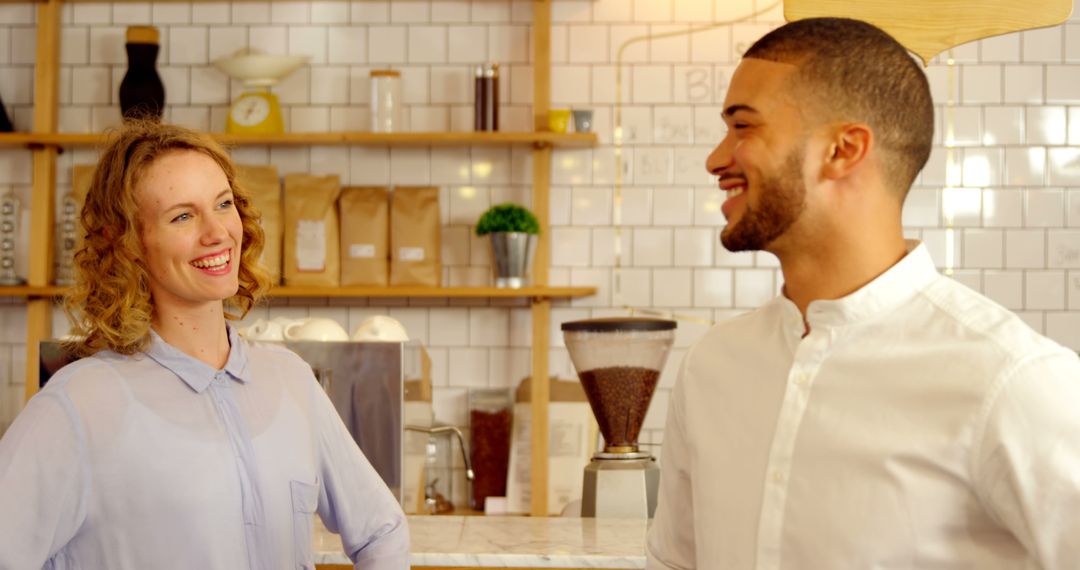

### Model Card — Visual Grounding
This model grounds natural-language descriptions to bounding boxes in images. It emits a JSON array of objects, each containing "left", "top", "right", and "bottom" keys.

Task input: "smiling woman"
[
  {"left": 63, "top": 121, "right": 270, "bottom": 359},
  {"left": 136, "top": 152, "right": 246, "bottom": 351},
  {"left": 0, "top": 121, "right": 410, "bottom": 569}
]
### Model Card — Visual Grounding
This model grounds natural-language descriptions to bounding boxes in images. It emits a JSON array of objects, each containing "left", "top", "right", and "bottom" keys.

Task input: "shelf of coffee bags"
[
  {"left": 0, "top": 131, "right": 598, "bottom": 148},
  {"left": 0, "top": 285, "right": 596, "bottom": 299}
]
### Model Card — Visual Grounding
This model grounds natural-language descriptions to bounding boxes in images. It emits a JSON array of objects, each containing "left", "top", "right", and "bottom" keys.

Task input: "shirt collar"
[
  {"left": 145, "top": 324, "right": 251, "bottom": 393},
  {"left": 779, "top": 240, "right": 939, "bottom": 332}
]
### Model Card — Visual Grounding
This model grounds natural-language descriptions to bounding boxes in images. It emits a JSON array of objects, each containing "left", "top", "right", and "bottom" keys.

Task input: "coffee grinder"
[{"left": 561, "top": 317, "right": 676, "bottom": 518}]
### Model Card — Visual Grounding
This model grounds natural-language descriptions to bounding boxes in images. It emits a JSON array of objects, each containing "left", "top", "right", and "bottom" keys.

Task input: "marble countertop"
[{"left": 314, "top": 515, "right": 648, "bottom": 568}]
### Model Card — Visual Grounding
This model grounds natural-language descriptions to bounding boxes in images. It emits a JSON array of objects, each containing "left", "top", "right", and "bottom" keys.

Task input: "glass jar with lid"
[
  {"left": 370, "top": 69, "right": 403, "bottom": 133},
  {"left": 467, "top": 388, "right": 514, "bottom": 511}
]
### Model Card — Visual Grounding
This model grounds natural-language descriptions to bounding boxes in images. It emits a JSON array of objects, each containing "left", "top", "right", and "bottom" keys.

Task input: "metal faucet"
[{"left": 404, "top": 424, "right": 475, "bottom": 481}]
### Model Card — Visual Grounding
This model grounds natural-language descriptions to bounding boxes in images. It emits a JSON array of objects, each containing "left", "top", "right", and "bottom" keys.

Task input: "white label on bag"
[
  {"left": 349, "top": 243, "right": 376, "bottom": 259},
  {"left": 399, "top": 247, "right": 425, "bottom": 261},
  {"left": 549, "top": 422, "right": 583, "bottom": 457},
  {"left": 296, "top": 220, "right": 326, "bottom": 271}
]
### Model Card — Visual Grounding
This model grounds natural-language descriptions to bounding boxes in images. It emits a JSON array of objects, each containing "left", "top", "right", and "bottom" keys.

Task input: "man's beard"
[{"left": 720, "top": 148, "right": 808, "bottom": 252}]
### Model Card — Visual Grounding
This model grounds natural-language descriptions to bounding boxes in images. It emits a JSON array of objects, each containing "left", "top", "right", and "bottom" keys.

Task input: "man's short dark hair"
[{"left": 745, "top": 18, "right": 934, "bottom": 198}]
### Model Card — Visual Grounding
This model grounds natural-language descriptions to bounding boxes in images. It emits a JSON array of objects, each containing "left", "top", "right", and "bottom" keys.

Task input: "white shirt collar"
[
  {"left": 774, "top": 240, "right": 938, "bottom": 332},
  {"left": 145, "top": 323, "right": 251, "bottom": 393}
]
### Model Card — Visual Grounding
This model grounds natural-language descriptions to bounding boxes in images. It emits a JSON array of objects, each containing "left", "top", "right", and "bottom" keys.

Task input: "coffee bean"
[
  {"left": 578, "top": 366, "right": 660, "bottom": 449},
  {"left": 469, "top": 408, "right": 512, "bottom": 511}
]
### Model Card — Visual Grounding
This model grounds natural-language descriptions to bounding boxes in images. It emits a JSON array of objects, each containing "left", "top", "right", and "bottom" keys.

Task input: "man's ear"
[{"left": 821, "top": 123, "right": 872, "bottom": 181}]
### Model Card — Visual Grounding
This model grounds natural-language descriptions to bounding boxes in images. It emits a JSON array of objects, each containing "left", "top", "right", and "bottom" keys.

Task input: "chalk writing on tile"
[
  {"left": 656, "top": 115, "right": 691, "bottom": 143},
  {"left": 694, "top": 111, "right": 726, "bottom": 145},
  {"left": 675, "top": 149, "right": 714, "bottom": 186},
  {"left": 685, "top": 69, "right": 711, "bottom": 103},
  {"left": 675, "top": 152, "right": 697, "bottom": 181},
  {"left": 1054, "top": 244, "right": 1080, "bottom": 267},
  {"left": 638, "top": 151, "right": 672, "bottom": 180},
  {"left": 620, "top": 108, "right": 652, "bottom": 145},
  {"left": 715, "top": 69, "right": 731, "bottom": 98},
  {"left": 680, "top": 68, "right": 731, "bottom": 104}
]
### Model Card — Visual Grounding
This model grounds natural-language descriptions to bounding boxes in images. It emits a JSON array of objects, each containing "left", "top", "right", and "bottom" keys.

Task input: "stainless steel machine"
[{"left": 561, "top": 317, "right": 676, "bottom": 518}]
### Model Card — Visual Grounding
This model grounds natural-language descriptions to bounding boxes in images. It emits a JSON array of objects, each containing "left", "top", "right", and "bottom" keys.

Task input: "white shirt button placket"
[{"left": 755, "top": 332, "right": 826, "bottom": 570}]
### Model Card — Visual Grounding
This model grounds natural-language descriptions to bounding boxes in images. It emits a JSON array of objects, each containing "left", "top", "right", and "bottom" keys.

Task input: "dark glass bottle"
[
  {"left": 119, "top": 26, "right": 165, "bottom": 121},
  {"left": 473, "top": 63, "right": 499, "bottom": 131},
  {"left": 0, "top": 93, "right": 13, "bottom": 132}
]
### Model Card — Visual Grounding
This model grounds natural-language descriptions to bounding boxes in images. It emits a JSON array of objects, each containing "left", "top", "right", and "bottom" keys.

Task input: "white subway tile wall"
[{"left": 2, "top": 1, "right": 1080, "bottom": 464}]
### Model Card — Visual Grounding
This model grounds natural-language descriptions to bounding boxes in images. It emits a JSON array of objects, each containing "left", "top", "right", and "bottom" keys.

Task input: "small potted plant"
[{"left": 475, "top": 203, "right": 540, "bottom": 288}]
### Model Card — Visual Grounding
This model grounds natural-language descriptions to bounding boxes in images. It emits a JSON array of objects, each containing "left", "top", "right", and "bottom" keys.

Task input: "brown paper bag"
[
  {"left": 339, "top": 186, "right": 389, "bottom": 286},
  {"left": 68, "top": 164, "right": 96, "bottom": 241},
  {"left": 283, "top": 173, "right": 341, "bottom": 287},
  {"left": 390, "top": 186, "right": 441, "bottom": 287},
  {"left": 72, "top": 165, "right": 95, "bottom": 205},
  {"left": 507, "top": 376, "right": 597, "bottom": 514},
  {"left": 235, "top": 165, "right": 282, "bottom": 284}
]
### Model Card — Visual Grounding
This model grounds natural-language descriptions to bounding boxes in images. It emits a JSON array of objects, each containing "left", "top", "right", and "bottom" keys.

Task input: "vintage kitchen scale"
[
  {"left": 212, "top": 50, "right": 308, "bottom": 135},
  {"left": 562, "top": 317, "right": 676, "bottom": 518}
]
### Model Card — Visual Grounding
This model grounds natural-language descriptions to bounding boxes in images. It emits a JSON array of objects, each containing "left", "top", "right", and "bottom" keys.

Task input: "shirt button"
[
  {"left": 793, "top": 372, "right": 808, "bottom": 386},
  {"left": 772, "top": 471, "right": 784, "bottom": 484}
]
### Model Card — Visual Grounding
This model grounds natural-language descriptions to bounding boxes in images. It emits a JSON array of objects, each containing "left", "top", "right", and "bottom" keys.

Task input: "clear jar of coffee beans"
[{"left": 467, "top": 388, "right": 513, "bottom": 511}]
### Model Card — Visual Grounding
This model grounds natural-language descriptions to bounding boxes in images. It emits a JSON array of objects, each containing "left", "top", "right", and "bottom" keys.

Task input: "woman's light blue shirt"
[{"left": 0, "top": 326, "right": 409, "bottom": 569}]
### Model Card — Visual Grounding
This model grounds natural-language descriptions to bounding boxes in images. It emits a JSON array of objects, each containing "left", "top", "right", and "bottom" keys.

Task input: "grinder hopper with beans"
[{"left": 562, "top": 317, "right": 676, "bottom": 518}]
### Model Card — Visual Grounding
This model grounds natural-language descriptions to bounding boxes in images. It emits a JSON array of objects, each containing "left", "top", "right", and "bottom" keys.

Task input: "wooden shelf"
[
  {"left": 275, "top": 285, "right": 596, "bottom": 298},
  {"left": 0, "top": 285, "right": 66, "bottom": 298},
  {"left": 2, "top": 0, "right": 540, "bottom": 3},
  {"left": 0, "top": 285, "right": 596, "bottom": 299},
  {"left": 0, "top": 131, "right": 598, "bottom": 149}
]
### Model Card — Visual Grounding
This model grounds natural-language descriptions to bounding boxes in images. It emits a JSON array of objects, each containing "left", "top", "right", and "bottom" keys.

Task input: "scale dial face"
[{"left": 230, "top": 94, "right": 271, "bottom": 127}]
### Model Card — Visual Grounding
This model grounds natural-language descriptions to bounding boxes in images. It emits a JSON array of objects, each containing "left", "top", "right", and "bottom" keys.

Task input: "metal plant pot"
[{"left": 489, "top": 232, "right": 537, "bottom": 288}]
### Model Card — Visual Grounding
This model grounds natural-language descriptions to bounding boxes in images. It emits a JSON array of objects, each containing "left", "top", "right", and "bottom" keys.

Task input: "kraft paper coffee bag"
[
  {"left": 339, "top": 186, "right": 389, "bottom": 286},
  {"left": 506, "top": 376, "right": 596, "bottom": 515},
  {"left": 284, "top": 173, "right": 341, "bottom": 287},
  {"left": 72, "top": 164, "right": 95, "bottom": 205},
  {"left": 235, "top": 164, "right": 282, "bottom": 284},
  {"left": 390, "top": 186, "right": 441, "bottom": 287}
]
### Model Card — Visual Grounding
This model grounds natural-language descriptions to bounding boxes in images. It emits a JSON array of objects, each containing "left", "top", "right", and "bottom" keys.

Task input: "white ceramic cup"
[
  {"left": 271, "top": 316, "right": 297, "bottom": 328},
  {"left": 239, "top": 318, "right": 285, "bottom": 341},
  {"left": 351, "top": 315, "right": 410, "bottom": 342},
  {"left": 283, "top": 317, "right": 350, "bottom": 342}
]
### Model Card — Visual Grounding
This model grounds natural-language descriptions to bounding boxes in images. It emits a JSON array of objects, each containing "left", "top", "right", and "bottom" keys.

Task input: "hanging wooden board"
[{"left": 784, "top": 0, "right": 1072, "bottom": 65}]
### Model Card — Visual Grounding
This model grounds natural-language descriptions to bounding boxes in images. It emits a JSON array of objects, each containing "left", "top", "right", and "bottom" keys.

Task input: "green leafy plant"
[{"left": 475, "top": 203, "right": 541, "bottom": 236}]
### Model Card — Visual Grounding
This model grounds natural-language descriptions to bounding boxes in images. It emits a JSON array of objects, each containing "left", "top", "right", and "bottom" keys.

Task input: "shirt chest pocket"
[{"left": 290, "top": 479, "right": 320, "bottom": 570}]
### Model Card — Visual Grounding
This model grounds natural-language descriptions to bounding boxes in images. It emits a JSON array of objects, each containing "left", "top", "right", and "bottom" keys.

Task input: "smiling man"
[{"left": 645, "top": 18, "right": 1080, "bottom": 570}]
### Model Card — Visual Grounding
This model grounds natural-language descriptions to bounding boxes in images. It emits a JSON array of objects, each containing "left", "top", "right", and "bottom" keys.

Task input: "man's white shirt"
[{"left": 647, "top": 241, "right": 1080, "bottom": 569}]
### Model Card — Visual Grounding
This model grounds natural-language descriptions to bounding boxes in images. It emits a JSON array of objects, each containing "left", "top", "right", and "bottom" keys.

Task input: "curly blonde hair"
[{"left": 63, "top": 121, "right": 272, "bottom": 357}]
